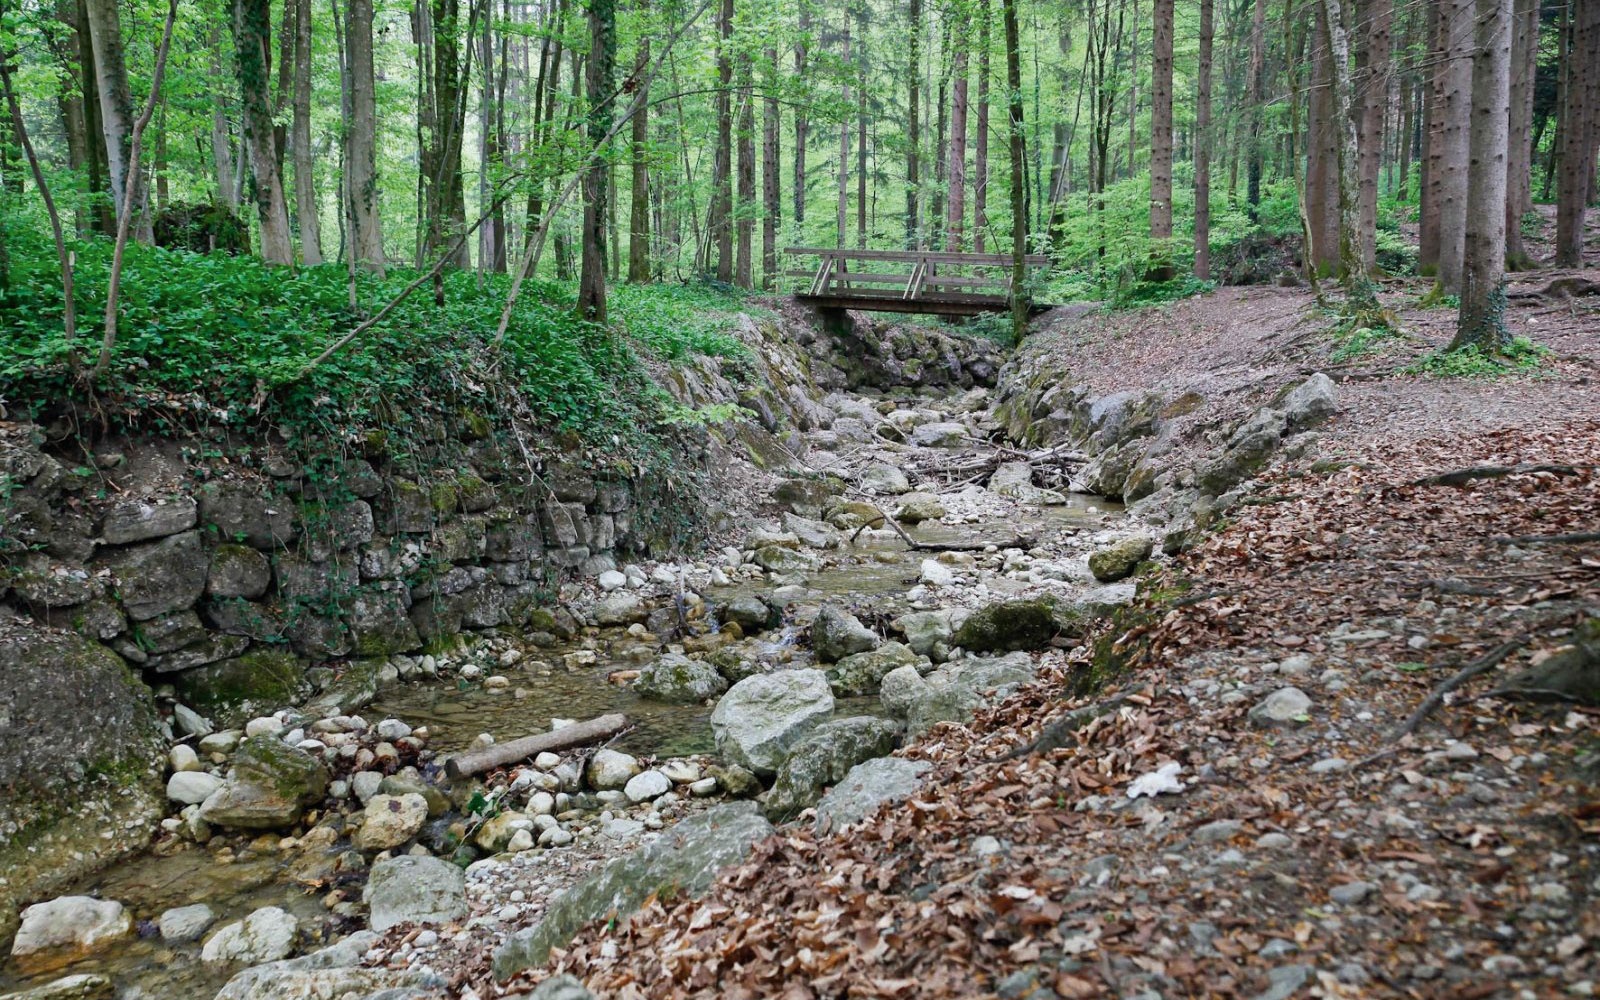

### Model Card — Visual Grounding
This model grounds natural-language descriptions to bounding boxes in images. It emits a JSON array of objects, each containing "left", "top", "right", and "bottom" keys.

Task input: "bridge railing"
[{"left": 782, "top": 247, "right": 1051, "bottom": 313}]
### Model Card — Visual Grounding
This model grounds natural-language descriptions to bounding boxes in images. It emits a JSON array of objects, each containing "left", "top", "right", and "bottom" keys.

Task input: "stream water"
[{"left": 0, "top": 493, "right": 1115, "bottom": 999}]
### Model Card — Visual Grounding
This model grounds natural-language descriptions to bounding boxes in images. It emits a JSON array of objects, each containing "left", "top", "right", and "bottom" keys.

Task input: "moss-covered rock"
[
  {"left": 172, "top": 648, "right": 306, "bottom": 726},
  {"left": 762, "top": 717, "right": 901, "bottom": 821},
  {"left": 951, "top": 596, "right": 1087, "bottom": 653},
  {"left": 826, "top": 641, "right": 920, "bottom": 696},
  {"left": 634, "top": 652, "right": 729, "bottom": 703},
  {"left": 1088, "top": 536, "right": 1155, "bottom": 582},
  {"left": 200, "top": 737, "right": 329, "bottom": 830}
]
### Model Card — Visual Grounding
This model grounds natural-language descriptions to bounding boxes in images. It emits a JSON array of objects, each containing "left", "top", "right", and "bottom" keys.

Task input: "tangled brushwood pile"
[{"left": 451, "top": 423, "right": 1600, "bottom": 999}]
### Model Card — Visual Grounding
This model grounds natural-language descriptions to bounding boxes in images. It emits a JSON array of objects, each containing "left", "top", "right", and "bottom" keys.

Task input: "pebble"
[
  {"left": 245, "top": 716, "right": 283, "bottom": 738},
  {"left": 198, "top": 731, "right": 240, "bottom": 755},
  {"left": 624, "top": 770, "right": 671, "bottom": 803},
  {"left": 1309, "top": 757, "right": 1348, "bottom": 774},
  {"left": 158, "top": 903, "right": 216, "bottom": 942},
  {"left": 1330, "top": 881, "right": 1376, "bottom": 905},
  {"left": 1192, "top": 819, "right": 1243, "bottom": 845},
  {"left": 534, "top": 752, "right": 562, "bottom": 770},
  {"left": 660, "top": 760, "right": 702, "bottom": 784},
  {"left": 1255, "top": 833, "right": 1293, "bottom": 851},
  {"left": 376, "top": 719, "right": 412, "bottom": 741},
  {"left": 688, "top": 777, "right": 719, "bottom": 797},
  {"left": 604, "top": 818, "right": 645, "bottom": 839},
  {"left": 538, "top": 827, "right": 574, "bottom": 847},
  {"left": 169, "top": 744, "right": 202, "bottom": 773},
  {"left": 529, "top": 791, "right": 555, "bottom": 816},
  {"left": 506, "top": 829, "right": 535, "bottom": 852}
]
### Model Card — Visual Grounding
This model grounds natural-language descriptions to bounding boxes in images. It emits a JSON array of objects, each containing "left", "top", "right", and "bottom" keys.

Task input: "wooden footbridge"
[{"left": 784, "top": 247, "right": 1051, "bottom": 318}]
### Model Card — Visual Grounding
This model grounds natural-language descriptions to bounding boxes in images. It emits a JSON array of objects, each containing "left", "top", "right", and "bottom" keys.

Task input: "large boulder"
[
  {"left": 363, "top": 855, "right": 468, "bottom": 932},
  {"left": 9, "top": 897, "right": 130, "bottom": 975},
  {"left": 909, "top": 422, "right": 969, "bottom": 448},
  {"left": 880, "top": 654, "right": 1039, "bottom": 736},
  {"left": 825, "top": 641, "right": 920, "bottom": 697},
  {"left": 633, "top": 652, "right": 729, "bottom": 703},
  {"left": 893, "top": 493, "right": 946, "bottom": 524},
  {"left": 811, "top": 605, "right": 880, "bottom": 663},
  {"left": 213, "top": 930, "right": 444, "bottom": 999},
  {"left": 492, "top": 803, "right": 774, "bottom": 978},
  {"left": 720, "top": 595, "right": 781, "bottom": 633},
  {"left": 1279, "top": 373, "right": 1338, "bottom": 431},
  {"left": 710, "top": 670, "right": 834, "bottom": 777},
  {"left": 200, "top": 737, "right": 329, "bottom": 830},
  {"left": 988, "top": 462, "right": 1067, "bottom": 505},
  {"left": 101, "top": 530, "right": 208, "bottom": 620},
  {"left": 171, "top": 648, "right": 306, "bottom": 727},
  {"left": 751, "top": 546, "right": 822, "bottom": 574},
  {"left": 814, "top": 757, "right": 933, "bottom": 833},
  {"left": 895, "top": 610, "right": 955, "bottom": 657},
  {"left": 200, "top": 906, "right": 297, "bottom": 965},
  {"left": 1087, "top": 536, "right": 1154, "bottom": 582},
  {"left": 1197, "top": 407, "right": 1287, "bottom": 495},
  {"left": 762, "top": 717, "right": 901, "bottom": 821},
  {"left": 951, "top": 596, "right": 1086, "bottom": 652},
  {"left": 858, "top": 464, "right": 912, "bottom": 495}
]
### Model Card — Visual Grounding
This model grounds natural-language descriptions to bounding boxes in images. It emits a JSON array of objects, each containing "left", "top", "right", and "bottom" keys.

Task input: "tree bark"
[
  {"left": 629, "top": 33, "right": 651, "bottom": 282},
  {"left": 347, "top": 0, "right": 385, "bottom": 273},
  {"left": 710, "top": 0, "right": 733, "bottom": 277},
  {"left": 1453, "top": 0, "right": 1512, "bottom": 350},
  {"left": 577, "top": 0, "right": 615, "bottom": 320},
  {"left": 1247, "top": 0, "right": 1267, "bottom": 218},
  {"left": 234, "top": 0, "right": 294, "bottom": 264},
  {"left": 84, "top": 0, "right": 147, "bottom": 241},
  {"left": 1418, "top": 0, "right": 1442, "bottom": 270},
  {"left": 1556, "top": 0, "right": 1600, "bottom": 267},
  {"left": 762, "top": 46, "right": 780, "bottom": 288},
  {"left": 793, "top": 7, "right": 809, "bottom": 227},
  {"left": 1149, "top": 0, "right": 1174, "bottom": 279},
  {"left": 1356, "top": 0, "right": 1392, "bottom": 273},
  {"left": 837, "top": 12, "right": 851, "bottom": 248},
  {"left": 1503, "top": 0, "right": 1537, "bottom": 269},
  {"left": 1001, "top": 0, "right": 1026, "bottom": 344},
  {"left": 1436, "top": 0, "right": 1474, "bottom": 294},
  {"left": 855, "top": 0, "right": 866, "bottom": 249},
  {"left": 974, "top": 0, "right": 991, "bottom": 253},
  {"left": 444, "top": 714, "right": 629, "bottom": 780},
  {"left": 1321, "top": 0, "right": 1380, "bottom": 312},
  {"left": 292, "top": 0, "right": 323, "bottom": 264},
  {"left": 210, "top": 21, "right": 237, "bottom": 211},
  {"left": 1195, "top": 0, "right": 1213, "bottom": 280},
  {"left": 736, "top": 51, "right": 755, "bottom": 287},
  {"left": 1305, "top": 3, "right": 1339, "bottom": 278},
  {"left": 906, "top": 0, "right": 921, "bottom": 248},
  {"left": 947, "top": 31, "right": 968, "bottom": 251}
]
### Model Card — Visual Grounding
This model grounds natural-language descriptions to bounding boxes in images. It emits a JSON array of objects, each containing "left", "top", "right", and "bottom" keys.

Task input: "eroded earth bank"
[{"left": 3, "top": 287, "right": 1598, "bottom": 1000}]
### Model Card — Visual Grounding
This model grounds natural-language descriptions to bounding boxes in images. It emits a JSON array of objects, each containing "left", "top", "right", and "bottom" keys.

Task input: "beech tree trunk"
[
  {"left": 1247, "top": 0, "right": 1266, "bottom": 217},
  {"left": 1453, "top": 0, "right": 1512, "bottom": 350},
  {"left": 837, "top": 13, "right": 850, "bottom": 247},
  {"left": 577, "top": 0, "right": 614, "bottom": 320},
  {"left": 1195, "top": 0, "right": 1213, "bottom": 280},
  {"left": 234, "top": 0, "right": 294, "bottom": 264},
  {"left": 973, "top": 0, "right": 990, "bottom": 253},
  {"left": 1002, "top": 0, "right": 1026, "bottom": 344},
  {"left": 292, "top": 0, "right": 322, "bottom": 264},
  {"left": 1418, "top": 0, "right": 1441, "bottom": 270},
  {"left": 793, "top": 8, "right": 809, "bottom": 227},
  {"left": 629, "top": 34, "right": 651, "bottom": 282},
  {"left": 1148, "top": 0, "right": 1174, "bottom": 279},
  {"left": 947, "top": 34, "right": 968, "bottom": 250},
  {"left": 347, "top": 0, "right": 384, "bottom": 273},
  {"left": 906, "top": 0, "right": 921, "bottom": 248},
  {"left": 710, "top": 0, "right": 733, "bottom": 277},
  {"left": 1321, "top": 0, "right": 1379, "bottom": 311},
  {"left": 1304, "top": 4, "right": 1339, "bottom": 278},
  {"left": 762, "top": 46, "right": 779, "bottom": 288},
  {"left": 84, "top": 0, "right": 148, "bottom": 241},
  {"left": 736, "top": 52, "right": 754, "bottom": 288}
]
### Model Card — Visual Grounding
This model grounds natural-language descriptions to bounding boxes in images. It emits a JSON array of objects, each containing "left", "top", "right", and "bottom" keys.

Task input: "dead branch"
[
  {"left": 444, "top": 713, "right": 629, "bottom": 780},
  {"left": 1409, "top": 463, "right": 1590, "bottom": 487},
  {"left": 1492, "top": 531, "right": 1600, "bottom": 546},
  {"left": 1372, "top": 639, "right": 1529, "bottom": 752},
  {"left": 1002, "top": 686, "right": 1147, "bottom": 760},
  {"left": 846, "top": 507, "right": 1032, "bottom": 552}
]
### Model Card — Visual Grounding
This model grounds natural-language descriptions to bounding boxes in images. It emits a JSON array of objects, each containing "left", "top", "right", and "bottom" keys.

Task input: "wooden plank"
[{"left": 923, "top": 275, "right": 1007, "bottom": 289}]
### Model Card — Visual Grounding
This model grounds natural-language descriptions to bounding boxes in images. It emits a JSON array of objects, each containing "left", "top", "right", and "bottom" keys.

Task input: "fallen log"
[
  {"left": 1409, "top": 463, "right": 1590, "bottom": 487},
  {"left": 444, "top": 713, "right": 629, "bottom": 780}
]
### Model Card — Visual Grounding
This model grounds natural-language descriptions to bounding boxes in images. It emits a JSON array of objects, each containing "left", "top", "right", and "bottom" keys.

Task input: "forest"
[{"left": 1, "top": 0, "right": 1598, "bottom": 365}]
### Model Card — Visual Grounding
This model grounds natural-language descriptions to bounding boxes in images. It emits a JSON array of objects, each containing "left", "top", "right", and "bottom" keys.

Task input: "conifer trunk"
[{"left": 1453, "top": 0, "right": 1512, "bottom": 350}]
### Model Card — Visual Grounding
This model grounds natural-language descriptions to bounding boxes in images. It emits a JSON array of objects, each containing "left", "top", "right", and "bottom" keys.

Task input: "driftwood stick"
[
  {"left": 846, "top": 508, "right": 1031, "bottom": 552},
  {"left": 444, "top": 713, "right": 629, "bottom": 780},
  {"left": 1382, "top": 640, "right": 1528, "bottom": 744}
]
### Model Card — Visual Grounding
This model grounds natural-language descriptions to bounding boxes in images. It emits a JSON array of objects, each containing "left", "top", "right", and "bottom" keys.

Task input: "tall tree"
[
  {"left": 906, "top": 0, "right": 921, "bottom": 248},
  {"left": 1246, "top": 0, "right": 1266, "bottom": 217},
  {"left": 84, "top": 0, "right": 146, "bottom": 240},
  {"left": 1504, "top": 0, "right": 1538, "bottom": 269},
  {"left": 1194, "top": 0, "right": 1213, "bottom": 280},
  {"left": 1001, "top": 0, "right": 1026, "bottom": 343},
  {"left": 1453, "top": 0, "right": 1512, "bottom": 350},
  {"left": 761, "top": 45, "right": 779, "bottom": 287},
  {"left": 1435, "top": 0, "right": 1473, "bottom": 293},
  {"left": 292, "top": 0, "right": 323, "bottom": 264},
  {"left": 577, "top": 0, "right": 615, "bottom": 319},
  {"left": 346, "top": 0, "right": 384, "bottom": 273},
  {"left": 947, "top": 14, "right": 968, "bottom": 250},
  {"left": 1356, "top": 0, "right": 1392, "bottom": 273},
  {"left": 710, "top": 0, "right": 733, "bottom": 277},
  {"left": 735, "top": 48, "right": 754, "bottom": 287},
  {"left": 793, "top": 6, "right": 809, "bottom": 227},
  {"left": 234, "top": 0, "right": 294, "bottom": 264},
  {"left": 629, "top": 28, "right": 651, "bottom": 282},
  {"left": 973, "top": 0, "right": 990, "bottom": 252},
  {"left": 1320, "top": 0, "right": 1380, "bottom": 312},
  {"left": 1555, "top": 0, "right": 1599, "bottom": 267},
  {"left": 836, "top": 9, "right": 851, "bottom": 246},
  {"left": 1148, "top": 0, "right": 1174, "bottom": 279}
]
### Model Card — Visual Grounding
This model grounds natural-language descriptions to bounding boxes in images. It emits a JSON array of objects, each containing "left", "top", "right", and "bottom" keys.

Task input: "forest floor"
[{"left": 452, "top": 251, "right": 1600, "bottom": 999}]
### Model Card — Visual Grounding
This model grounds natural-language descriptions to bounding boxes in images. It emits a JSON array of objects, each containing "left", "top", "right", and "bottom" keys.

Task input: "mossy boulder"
[
  {"left": 951, "top": 596, "right": 1087, "bottom": 653},
  {"left": 826, "top": 641, "right": 920, "bottom": 696},
  {"left": 200, "top": 737, "right": 329, "bottom": 830},
  {"left": 762, "top": 717, "right": 901, "bottom": 821},
  {"left": 634, "top": 652, "right": 729, "bottom": 703},
  {"left": 1500, "top": 618, "right": 1600, "bottom": 706},
  {"left": 172, "top": 648, "right": 306, "bottom": 727},
  {"left": 1088, "top": 536, "right": 1155, "bottom": 582}
]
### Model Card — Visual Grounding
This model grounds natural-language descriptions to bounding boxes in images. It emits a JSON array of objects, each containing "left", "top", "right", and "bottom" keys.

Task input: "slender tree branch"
[{"left": 0, "top": 57, "right": 77, "bottom": 356}]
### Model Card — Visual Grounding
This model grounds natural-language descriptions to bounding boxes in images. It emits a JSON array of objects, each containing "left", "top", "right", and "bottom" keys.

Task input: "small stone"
[
  {"left": 1192, "top": 819, "right": 1243, "bottom": 845},
  {"left": 169, "top": 744, "right": 202, "bottom": 773},
  {"left": 1248, "top": 687, "right": 1313, "bottom": 727},
  {"left": 598, "top": 570, "right": 628, "bottom": 591},
  {"left": 167, "top": 771, "right": 223, "bottom": 805},
  {"left": 351, "top": 770, "right": 384, "bottom": 805},
  {"left": 354, "top": 793, "right": 428, "bottom": 851},
  {"left": 506, "top": 829, "right": 535, "bottom": 852},
  {"left": 1255, "top": 964, "right": 1311, "bottom": 1000},
  {"left": 534, "top": 752, "right": 562, "bottom": 770},
  {"left": 660, "top": 760, "right": 702, "bottom": 784},
  {"left": 603, "top": 818, "right": 645, "bottom": 839},
  {"left": 1310, "top": 757, "right": 1348, "bottom": 774},
  {"left": 1330, "top": 881, "right": 1376, "bottom": 905},
  {"left": 158, "top": 904, "right": 216, "bottom": 943},
  {"left": 624, "top": 770, "right": 672, "bottom": 803},
  {"left": 375, "top": 718, "right": 412, "bottom": 741},
  {"left": 528, "top": 791, "right": 556, "bottom": 816},
  {"left": 538, "top": 826, "right": 574, "bottom": 847},
  {"left": 918, "top": 559, "right": 955, "bottom": 586},
  {"left": 586, "top": 748, "right": 642, "bottom": 790},
  {"left": 1255, "top": 832, "right": 1293, "bottom": 850},
  {"left": 688, "top": 777, "right": 719, "bottom": 797},
  {"left": 199, "top": 731, "right": 241, "bottom": 755},
  {"left": 200, "top": 906, "right": 297, "bottom": 965},
  {"left": 244, "top": 716, "right": 283, "bottom": 738}
]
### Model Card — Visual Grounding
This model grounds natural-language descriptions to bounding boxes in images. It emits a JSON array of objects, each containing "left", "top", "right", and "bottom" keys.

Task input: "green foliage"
[
  {"left": 1329, "top": 320, "right": 1403, "bottom": 361},
  {"left": 1408, "top": 336, "right": 1550, "bottom": 379},
  {"left": 611, "top": 281, "right": 756, "bottom": 361},
  {"left": 1109, "top": 274, "right": 1215, "bottom": 311}
]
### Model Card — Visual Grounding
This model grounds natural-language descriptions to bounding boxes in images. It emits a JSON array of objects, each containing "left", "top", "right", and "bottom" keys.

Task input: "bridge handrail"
[{"left": 782, "top": 246, "right": 1051, "bottom": 267}]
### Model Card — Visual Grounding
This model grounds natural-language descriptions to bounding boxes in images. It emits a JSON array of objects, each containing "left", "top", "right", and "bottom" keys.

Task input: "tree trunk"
[
  {"left": 1504, "top": 0, "right": 1538, "bottom": 269},
  {"left": 1247, "top": 0, "right": 1266, "bottom": 217},
  {"left": 1453, "top": 0, "right": 1512, "bottom": 350},
  {"left": 1356, "top": 0, "right": 1392, "bottom": 273},
  {"left": 736, "top": 52, "right": 755, "bottom": 287},
  {"left": 906, "top": 0, "right": 921, "bottom": 248},
  {"left": 1001, "top": 0, "right": 1026, "bottom": 344},
  {"left": 347, "top": 0, "right": 384, "bottom": 272},
  {"left": 837, "top": 12, "right": 851, "bottom": 247},
  {"left": 1195, "top": 0, "right": 1213, "bottom": 280},
  {"left": 1418, "top": 0, "right": 1442, "bottom": 270},
  {"left": 234, "top": 0, "right": 294, "bottom": 264},
  {"left": 855, "top": 0, "right": 867, "bottom": 249},
  {"left": 210, "top": 21, "right": 237, "bottom": 211},
  {"left": 1321, "top": 0, "right": 1380, "bottom": 311},
  {"left": 1149, "top": 0, "right": 1174, "bottom": 279},
  {"left": 931, "top": 20, "right": 948, "bottom": 241},
  {"left": 292, "top": 0, "right": 322, "bottom": 264},
  {"left": 947, "top": 35, "right": 968, "bottom": 251},
  {"left": 711, "top": 0, "right": 733, "bottom": 278},
  {"left": 762, "top": 46, "right": 780, "bottom": 288},
  {"left": 973, "top": 0, "right": 990, "bottom": 253},
  {"left": 84, "top": 0, "right": 147, "bottom": 240},
  {"left": 629, "top": 34, "right": 651, "bottom": 282},
  {"left": 1436, "top": 0, "right": 1473, "bottom": 294},
  {"left": 577, "top": 0, "right": 614, "bottom": 320},
  {"left": 793, "top": 7, "right": 809, "bottom": 227},
  {"left": 1556, "top": 0, "right": 1599, "bottom": 267},
  {"left": 1305, "top": 3, "right": 1339, "bottom": 278}
]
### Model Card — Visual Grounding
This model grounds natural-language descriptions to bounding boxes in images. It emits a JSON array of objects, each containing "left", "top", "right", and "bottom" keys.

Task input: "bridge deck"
[{"left": 784, "top": 247, "right": 1050, "bottom": 317}]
